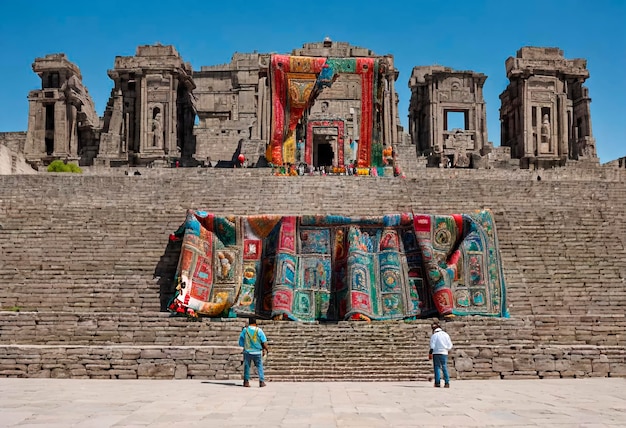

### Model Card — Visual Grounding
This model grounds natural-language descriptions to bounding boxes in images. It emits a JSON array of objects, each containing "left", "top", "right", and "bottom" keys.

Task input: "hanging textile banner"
[{"left": 269, "top": 55, "right": 380, "bottom": 167}]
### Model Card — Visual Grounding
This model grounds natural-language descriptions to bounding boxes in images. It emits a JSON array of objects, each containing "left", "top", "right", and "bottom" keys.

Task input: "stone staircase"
[{"left": 0, "top": 170, "right": 625, "bottom": 380}]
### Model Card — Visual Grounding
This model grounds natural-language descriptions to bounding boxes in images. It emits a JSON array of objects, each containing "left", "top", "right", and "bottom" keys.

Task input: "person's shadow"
[
  {"left": 154, "top": 239, "right": 182, "bottom": 311},
  {"left": 201, "top": 381, "right": 243, "bottom": 388}
]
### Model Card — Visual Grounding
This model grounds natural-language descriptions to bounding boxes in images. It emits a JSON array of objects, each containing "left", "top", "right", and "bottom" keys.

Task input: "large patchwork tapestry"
[
  {"left": 168, "top": 210, "right": 508, "bottom": 321},
  {"left": 268, "top": 55, "right": 380, "bottom": 167}
]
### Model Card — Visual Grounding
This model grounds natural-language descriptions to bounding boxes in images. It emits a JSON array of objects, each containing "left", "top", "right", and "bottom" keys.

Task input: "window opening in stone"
[
  {"left": 45, "top": 104, "right": 54, "bottom": 131},
  {"left": 47, "top": 72, "right": 59, "bottom": 89},
  {"left": 45, "top": 103, "right": 55, "bottom": 155},
  {"left": 444, "top": 110, "right": 467, "bottom": 130}
]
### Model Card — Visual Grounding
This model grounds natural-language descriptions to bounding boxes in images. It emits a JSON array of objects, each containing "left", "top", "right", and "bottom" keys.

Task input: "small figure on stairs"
[
  {"left": 239, "top": 317, "right": 269, "bottom": 387},
  {"left": 429, "top": 321, "right": 453, "bottom": 388}
]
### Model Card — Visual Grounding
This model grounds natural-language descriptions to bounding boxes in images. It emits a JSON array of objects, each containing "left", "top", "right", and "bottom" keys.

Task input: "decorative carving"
[
  {"left": 444, "top": 130, "right": 474, "bottom": 151},
  {"left": 531, "top": 91, "right": 553, "bottom": 102},
  {"left": 152, "top": 111, "right": 163, "bottom": 148},
  {"left": 540, "top": 114, "right": 550, "bottom": 145}
]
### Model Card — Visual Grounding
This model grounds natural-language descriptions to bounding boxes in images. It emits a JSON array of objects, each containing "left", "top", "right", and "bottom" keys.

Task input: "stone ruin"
[
  {"left": 23, "top": 54, "right": 99, "bottom": 169},
  {"left": 408, "top": 66, "right": 491, "bottom": 168},
  {"left": 499, "top": 47, "right": 597, "bottom": 169},
  {"left": 96, "top": 44, "right": 196, "bottom": 167},
  {"left": 0, "top": 42, "right": 605, "bottom": 171}
]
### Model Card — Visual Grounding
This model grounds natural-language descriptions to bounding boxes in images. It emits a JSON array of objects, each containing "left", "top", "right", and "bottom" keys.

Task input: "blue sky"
[{"left": 1, "top": 0, "right": 624, "bottom": 163}]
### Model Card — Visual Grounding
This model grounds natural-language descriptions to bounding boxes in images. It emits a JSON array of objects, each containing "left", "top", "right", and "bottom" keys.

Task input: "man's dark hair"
[{"left": 248, "top": 317, "right": 257, "bottom": 325}]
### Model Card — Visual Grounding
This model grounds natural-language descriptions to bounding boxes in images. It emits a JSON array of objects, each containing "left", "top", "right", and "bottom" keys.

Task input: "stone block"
[
  {"left": 492, "top": 357, "right": 514, "bottom": 372},
  {"left": 175, "top": 364, "right": 188, "bottom": 379},
  {"left": 454, "top": 357, "right": 473, "bottom": 372},
  {"left": 140, "top": 349, "right": 166, "bottom": 359},
  {"left": 534, "top": 357, "right": 556, "bottom": 371},
  {"left": 137, "top": 362, "right": 175, "bottom": 378}
]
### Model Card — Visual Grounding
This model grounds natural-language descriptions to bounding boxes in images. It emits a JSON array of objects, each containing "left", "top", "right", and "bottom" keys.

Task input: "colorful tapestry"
[
  {"left": 168, "top": 210, "right": 509, "bottom": 320},
  {"left": 268, "top": 55, "right": 381, "bottom": 167}
]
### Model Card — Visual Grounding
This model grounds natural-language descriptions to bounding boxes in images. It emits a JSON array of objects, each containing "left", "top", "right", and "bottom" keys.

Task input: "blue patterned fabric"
[{"left": 169, "top": 210, "right": 509, "bottom": 321}]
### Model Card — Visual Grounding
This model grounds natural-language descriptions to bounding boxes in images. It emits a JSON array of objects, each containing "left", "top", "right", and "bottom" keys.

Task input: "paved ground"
[{"left": 0, "top": 378, "right": 625, "bottom": 427}]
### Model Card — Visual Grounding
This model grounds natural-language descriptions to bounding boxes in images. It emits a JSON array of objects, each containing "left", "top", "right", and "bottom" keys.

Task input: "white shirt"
[{"left": 430, "top": 328, "right": 453, "bottom": 355}]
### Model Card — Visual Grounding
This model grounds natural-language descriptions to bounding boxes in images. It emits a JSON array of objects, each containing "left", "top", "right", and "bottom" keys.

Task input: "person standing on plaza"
[
  {"left": 429, "top": 321, "right": 453, "bottom": 388},
  {"left": 238, "top": 317, "right": 269, "bottom": 387}
]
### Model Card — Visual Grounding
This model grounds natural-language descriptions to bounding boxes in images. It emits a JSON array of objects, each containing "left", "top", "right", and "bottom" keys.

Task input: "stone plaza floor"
[{"left": 0, "top": 377, "right": 625, "bottom": 427}]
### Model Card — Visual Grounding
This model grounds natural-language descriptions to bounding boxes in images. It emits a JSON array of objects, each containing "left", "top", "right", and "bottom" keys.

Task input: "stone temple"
[
  {"left": 0, "top": 41, "right": 624, "bottom": 382},
  {"left": 2, "top": 41, "right": 618, "bottom": 172}
]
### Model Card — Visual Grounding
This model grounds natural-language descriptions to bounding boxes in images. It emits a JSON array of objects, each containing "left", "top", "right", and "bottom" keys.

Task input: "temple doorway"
[
  {"left": 313, "top": 134, "right": 335, "bottom": 167},
  {"left": 305, "top": 120, "right": 345, "bottom": 167}
]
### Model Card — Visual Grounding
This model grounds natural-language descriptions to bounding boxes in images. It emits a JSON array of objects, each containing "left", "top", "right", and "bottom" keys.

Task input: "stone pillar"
[
  {"left": 389, "top": 77, "right": 399, "bottom": 144},
  {"left": 169, "top": 76, "right": 178, "bottom": 155},
  {"left": 383, "top": 77, "right": 392, "bottom": 147},
  {"left": 522, "top": 79, "right": 531, "bottom": 157},
  {"left": 255, "top": 76, "right": 265, "bottom": 140},
  {"left": 53, "top": 101, "right": 68, "bottom": 156},
  {"left": 140, "top": 76, "right": 148, "bottom": 153},
  {"left": 24, "top": 96, "right": 44, "bottom": 157},
  {"left": 558, "top": 94, "right": 568, "bottom": 157}
]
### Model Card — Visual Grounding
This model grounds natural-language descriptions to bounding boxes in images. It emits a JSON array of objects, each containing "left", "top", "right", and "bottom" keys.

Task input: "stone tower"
[
  {"left": 408, "top": 66, "right": 488, "bottom": 168},
  {"left": 24, "top": 54, "right": 99, "bottom": 167},
  {"left": 98, "top": 44, "right": 196, "bottom": 166},
  {"left": 192, "top": 52, "right": 264, "bottom": 167},
  {"left": 499, "top": 47, "right": 597, "bottom": 169}
]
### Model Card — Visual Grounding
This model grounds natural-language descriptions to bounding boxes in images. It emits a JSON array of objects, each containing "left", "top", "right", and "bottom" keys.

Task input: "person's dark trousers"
[
  {"left": 243, "top": 352, "right": 265, "bottom": 383},
  {"left": 433, "top": 354, "right": 450, "bottom": 387}
]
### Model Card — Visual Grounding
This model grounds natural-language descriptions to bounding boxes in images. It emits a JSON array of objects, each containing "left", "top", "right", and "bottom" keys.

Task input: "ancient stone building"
[
  {"left": 1, "top": 43, "right": 615, "bottom": 171},
  {"left": 97, "top": 44, "right": 196, "bottom": 167},
  {"left": 192, "top": 53, "right": 264, "bottom": 167},
  {"left": 23, "top": 54, "right": 99, "bottom": 168},
  {"left": 499, "top": 47, "right": 597, "bottom": 169},
  {"left": 192, "top": 39, "right": 403, "bottom": 169},
  {"left": 261, "top": 38, "right": 402, "bottom": 166},
  {"left": 408, "top": 66, "right": 489, "bottom": 168}
]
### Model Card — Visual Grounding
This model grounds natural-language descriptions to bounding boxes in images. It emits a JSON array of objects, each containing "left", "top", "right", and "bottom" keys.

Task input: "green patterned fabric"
[{"left": 168, "top": 210, "right": 509, "bottom": 320}]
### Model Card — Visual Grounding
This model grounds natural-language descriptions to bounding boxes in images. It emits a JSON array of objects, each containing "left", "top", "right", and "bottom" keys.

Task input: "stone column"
[
  {"left": 431, "top": 82, "right": 439, "bottom": 153},
  {"left": 383, "top": 77, "right": 392, "bottom": 147},
  {"left": 558, "top": 94, "right": 568, "bottom": 157},
  {"left": 255, "top": 76, "right": 265, "bottom": 140},
  {"left": 53, "top": 101, "right": 68, "bottom": 156},
  {"left": 24, "top": 97, "right": 44, "bottom": 156},
  {"left": 139, "top": 76, "right": 148, "bottom": 153},
  {"left": 389, "top": 77, "right": 399, "bottom": 144},
  {"left": 262, "top": 78, "right": 270, "bottom": 142},
  {"left": 67, "top": 103, "right": 77, "bottom": 157},
  {"left": 522, "top": 79, "right": 531, "bottom": 157},
  {"left": 169, "top": 76, "right": 178, "bottom": 154}
]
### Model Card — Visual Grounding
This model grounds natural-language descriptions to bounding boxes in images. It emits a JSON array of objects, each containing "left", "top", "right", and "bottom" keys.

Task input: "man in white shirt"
[{"left": 429, "top": 321, "right": 453, "bottom": 388}]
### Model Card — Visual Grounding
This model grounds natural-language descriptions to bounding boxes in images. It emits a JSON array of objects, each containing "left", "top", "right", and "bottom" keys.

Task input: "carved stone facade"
[
  {"left": 192, "top": 39, "right": 403, "bottom": 168},
  {"left": 2, "top": 44, "right": 611, "bottom": 171},
  {"left": 408, "top": 66, "right": 489, "bottom": 168},
  {"left": 24, "top": 54, "right": 99, "bottom": 167},
  {"left": 499, "top": 47, "right": 597, "bottom": 169},
  {"left": 288, "top": 40, "right": 403, "bottom": 168},
  {"left": 192, "top": 53, "right": 262, "bottom": 166},
  {"left": 97, "top": 44, "right": 196, "bottom": 167}
]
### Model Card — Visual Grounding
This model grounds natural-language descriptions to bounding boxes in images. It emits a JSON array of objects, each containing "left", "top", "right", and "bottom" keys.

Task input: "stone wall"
[
  {"left": 0, "top": 144, "right": 37, "bottom": 175},
  {"left": 0, "top": 172, "right": 625, "bottom": 380}
]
